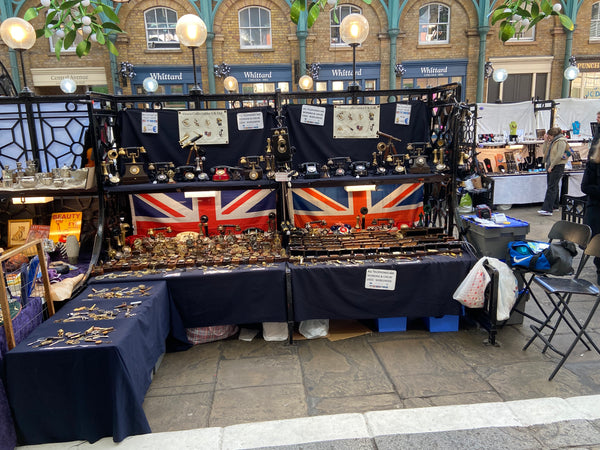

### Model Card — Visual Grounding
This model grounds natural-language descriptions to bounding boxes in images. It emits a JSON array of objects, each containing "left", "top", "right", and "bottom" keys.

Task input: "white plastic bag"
[
  {"left": 298, "top": 319, "right": 329, "bottom": 339},
  {"left": 453, "top": 257, "right": 518, "bottom": 321},
  {"left": 453, "top": 258, "right": 490, "bottom": 308},
  {"left": 262, "top": 322, "right": 288, "bottom": 341}
]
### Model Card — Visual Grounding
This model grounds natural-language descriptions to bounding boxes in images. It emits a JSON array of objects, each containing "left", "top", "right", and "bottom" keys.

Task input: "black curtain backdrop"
[
  {"left": 117, "top": 107, "right": 279, "bottom": 168},
  {"left": 117, "top": 101, "right": 430, "bottom": 169},
  {"left": 283, "top": 101, "right": 431, "bottom": 168}
]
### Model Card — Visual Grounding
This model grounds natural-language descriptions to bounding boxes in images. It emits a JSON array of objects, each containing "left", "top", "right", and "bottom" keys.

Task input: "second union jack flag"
[{"left": 292, "top": 183, "right": 424, "bottom": 229}]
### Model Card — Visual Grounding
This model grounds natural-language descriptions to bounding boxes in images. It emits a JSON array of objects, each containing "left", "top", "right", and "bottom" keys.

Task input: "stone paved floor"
[{"left": 140, "top": 204, "right": 600, "bottom": 433}]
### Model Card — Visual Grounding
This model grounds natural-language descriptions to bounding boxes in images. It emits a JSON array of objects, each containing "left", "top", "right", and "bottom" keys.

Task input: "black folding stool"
[
  {"left": 511, "top": 220, "right": 591, "bottom": 327},
  {"left": 523, "top": 233, "right": 600, "bottom": 380}
]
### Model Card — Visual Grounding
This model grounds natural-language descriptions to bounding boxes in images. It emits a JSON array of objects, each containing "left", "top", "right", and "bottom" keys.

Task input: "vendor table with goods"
[
  {"left": 289, "top": 250, "right": 475, "bottom": 321},
  {"left": 89, "top": 263, "right": 288, "bottom": 327},
  {"left": 5, "top": 280, "right": 176, "bottom": 445},
  {"left": 490, "top": 171, "right": 584, "bottom": 206}
]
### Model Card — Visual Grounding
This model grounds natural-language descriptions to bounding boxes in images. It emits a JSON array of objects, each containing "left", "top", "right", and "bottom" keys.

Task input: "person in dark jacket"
[
  {"left": 539, "top": 127, "right": 569, "bottom": 216},
  {"left": 582, "top": 139, "right": 600, "bottom": 283}
]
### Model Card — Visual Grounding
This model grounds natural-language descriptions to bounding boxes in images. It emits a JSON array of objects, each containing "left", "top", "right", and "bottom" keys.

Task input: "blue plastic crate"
[
  {"left": 424, "top": 314, "right": 459, "bottom": 332},
  {"left": 377, "top": 317, "right": 407, "bottom": 332}
]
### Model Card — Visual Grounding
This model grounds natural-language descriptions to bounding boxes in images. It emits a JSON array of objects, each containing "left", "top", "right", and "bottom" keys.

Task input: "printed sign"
[
  {"left": 141, "top": 111, "right": 158, "bottom": 133},
  {"left": 300, "top": 105, "right": 326, "bottom": 126},
  {"left": 178, "top": 110, "right": 229, "bottom": 145},
  {"left": 365, "top": 268, "right": 397, "bottom": 291},
  {"left": 333, "top": 105, "right": 380, "bottom": 138},
  {"left": 394, "top": 104, "right": 412, "bottom": 125},
  {"left": 237, "top": 111, "right": 264, "bottom": 130}
]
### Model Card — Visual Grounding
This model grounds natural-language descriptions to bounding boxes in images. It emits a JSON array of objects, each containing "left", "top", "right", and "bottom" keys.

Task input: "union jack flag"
[
  {"left": 292, "top": 183, "right": 423, "bottom": 228},
  {"left": 130, "top": 189, "right": 277, "bottom": 236}
]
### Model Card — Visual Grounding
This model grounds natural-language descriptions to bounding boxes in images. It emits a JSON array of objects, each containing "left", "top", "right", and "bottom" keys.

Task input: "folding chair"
[
  {"left": 511, "top": 220, "right": 591, "bottom": 327},
  {"left": 523, "top": 233, "right": 600, "bottom": 380}
]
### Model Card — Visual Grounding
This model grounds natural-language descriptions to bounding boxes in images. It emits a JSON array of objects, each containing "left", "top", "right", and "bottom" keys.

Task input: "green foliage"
[
  {"left": 491, "top": 0, "right": 574, "bottom": 42},
  {"left": 24, "top": 0, "right": 124, "bottom": 59},
  {"left": 290, "top": 0, "right": 370, "bottom": 27}
]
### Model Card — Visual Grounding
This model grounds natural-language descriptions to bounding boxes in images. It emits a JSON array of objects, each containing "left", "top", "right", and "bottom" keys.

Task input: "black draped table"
[
  {"left": 6, "top": 280, "right": 172, "bottom": 445},
  {"left": 290, "top": 252, "right": 476, "bottom": 321},
  {"left": 90, "top": 263, "right": 288, "bottom": 327}
]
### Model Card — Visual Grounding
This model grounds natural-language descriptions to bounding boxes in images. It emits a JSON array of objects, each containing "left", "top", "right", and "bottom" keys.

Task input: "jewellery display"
[
  {"left": 27, "top": 326, "right": 115, "bottom": 347},
  {"left": 53, "top": 301, "right": 141, "bottom": 322}
]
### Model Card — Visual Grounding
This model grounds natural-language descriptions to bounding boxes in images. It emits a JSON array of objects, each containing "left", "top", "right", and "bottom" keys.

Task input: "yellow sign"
[{"left": 49, "top": 212, "right": 82, "bottom": 243}]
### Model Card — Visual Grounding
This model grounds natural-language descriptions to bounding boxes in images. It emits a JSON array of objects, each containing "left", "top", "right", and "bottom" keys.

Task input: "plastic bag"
[
  {"left": 298, "top": 319, "right": 329, "bottom": 339},
  {"left": 262, "top": 322, "right": 288, "bottom": 341},
  {"left": 459, "top": 192, "right": 472, "bottom": 208},
  {"left": 453, "top": 257, "right": 518, "bottom": 321},
  {"left": 453, "top": 258, "right": 490, "bottom": 308}
]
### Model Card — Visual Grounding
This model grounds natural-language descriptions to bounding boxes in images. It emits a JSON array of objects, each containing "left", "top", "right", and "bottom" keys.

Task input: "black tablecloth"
[
  {"left": 90, "top": 264, "right": 288, "bottom": 327},
  {"left": 290, "top": 253, "right": 476, "bottom": 321},
  {"left": 6, "top": 280, "right": 171, "bottom": 445}
]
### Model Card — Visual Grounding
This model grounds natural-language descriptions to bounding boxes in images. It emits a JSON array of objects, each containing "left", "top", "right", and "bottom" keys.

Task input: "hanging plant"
[
  {"left": 290, "top": 0, "right": 371, "bottom": 29},
  {"left": 491, "top": 0, "right": 574, "bottom": 41},
  {"left": 23, "top": 0, "right": 124, "bottom": 59}
]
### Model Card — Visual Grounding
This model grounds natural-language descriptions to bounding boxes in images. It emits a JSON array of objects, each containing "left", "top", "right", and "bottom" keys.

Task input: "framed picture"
[{"left": 8, "top": 219, "right": 33, "bottom": 248}]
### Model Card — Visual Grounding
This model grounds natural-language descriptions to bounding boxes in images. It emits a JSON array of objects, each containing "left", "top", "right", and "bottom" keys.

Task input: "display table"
[
  {"left": 490, "top": 171, "right": 583, "bottom": 205},
  {"left": 289, "top": 251, "right": 476, "bottom": 321},
  {"left": 89, "top": 264, "right": 288, "bottom": 327},
  {"left": 6, "top": 280, "right": 172, "bottom": 445}
]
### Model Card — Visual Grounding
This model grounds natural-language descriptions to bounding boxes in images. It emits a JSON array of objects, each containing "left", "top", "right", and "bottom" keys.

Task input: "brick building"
[{"left": 1, "top": 0, "right": 600, "bottom": 102}]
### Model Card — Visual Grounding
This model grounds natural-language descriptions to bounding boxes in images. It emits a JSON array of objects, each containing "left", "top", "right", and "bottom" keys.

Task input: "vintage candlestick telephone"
[
  {"left": 432, "top": 141, "right": 448, "bottom": 172},
  {"left": 264, "top": 138, "right": 276, "bottom": 179}
]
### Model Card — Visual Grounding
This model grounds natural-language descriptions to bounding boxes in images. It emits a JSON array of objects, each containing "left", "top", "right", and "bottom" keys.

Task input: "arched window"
[
  {"left": 418, "top": 3, "right": 450, "bottom": 44},
  {"left": 239, "top": 7, "right": 272, "bottom": 49},
  {"left": 592, "top": 2, "right": 600, "bottom": 40},
  {"left": 330, "top": 4, "right": 361, "bottom": 46},
  {"left": 145, "top": 7, "right": 179, "bottom": 50}
]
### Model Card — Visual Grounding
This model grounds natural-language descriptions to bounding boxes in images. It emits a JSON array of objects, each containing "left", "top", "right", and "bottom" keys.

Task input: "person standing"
[
  {"left": 582, "top": 139, "right": 600, "bottom": 284},
  {"left": 538, "top": 127, "right": 569, "bottom": 216}
]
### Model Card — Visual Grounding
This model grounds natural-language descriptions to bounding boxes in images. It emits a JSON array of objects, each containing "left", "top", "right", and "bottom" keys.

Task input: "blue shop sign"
[
  {"left": 400, "top": 59, "right": 467, "bottom": 78},
  {"left": 132, "top": 66, "right": 198, "bottom": 85},
  {"left": 229, "top": 64, "right": 292, "bottom": 83},
  {"left": 316, "top": 63, "right": 381, "bottom": 80}
]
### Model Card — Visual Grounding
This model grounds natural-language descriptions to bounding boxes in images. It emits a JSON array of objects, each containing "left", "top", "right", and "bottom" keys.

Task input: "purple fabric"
[{"left": 0, "top": 298, "right": 43, "bottom": 450}]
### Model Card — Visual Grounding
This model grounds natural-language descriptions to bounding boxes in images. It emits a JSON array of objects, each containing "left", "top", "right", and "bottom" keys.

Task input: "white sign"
[
  {"left": 333, "top": 105, "right": 380, "bottom": 138},
  {"left": 178, "top": 110, "right": 229, "bottom": 145},
  {"left": 300, "top": 105, "right": 326, "bottom": 126},
  {"left": 394, "top": 104, "right": 412, "bottom": 125},
  {"left": 365, "top": 268, "right": 397, "bottom": 291},
  {"left": 275, "top": 171, "right": 291, "bottom": 182},
  {"left": 237, "top": 111, "right": 264, "bottom": 130},
  {"left": 141, "top": 112, "right": 158, "bottom": 134}
]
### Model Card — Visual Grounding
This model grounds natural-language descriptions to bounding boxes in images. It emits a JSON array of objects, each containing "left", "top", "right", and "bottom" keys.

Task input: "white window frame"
[
  {"left": 592, "top": 2, "right": 600, "bottom": 41},
  {"left": 145, "top": 7, "right": 179, "bottom": 50},
  {"left": 507, "top": 21, "right": 535, "bottom": 41},
  {"left": 48, "top": 13, "right": 82, "bottom": 53},
  {"left": 238, "top": 7, "right": 272, "bottom": 50},
  {"left": 418, "top": 3, "right": 450, "bottom": 45},
  {"left": 330, "top": 4, "right": 362, "bottom": 47}
]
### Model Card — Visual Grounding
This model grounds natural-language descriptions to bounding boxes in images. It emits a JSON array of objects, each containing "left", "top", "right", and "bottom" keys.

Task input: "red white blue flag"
[
  {"left": 291, "top": 183, "right": 423, "bottom": 228},
  {"left": 130, "top": 189, "right": 277, "bottom": 236}
]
